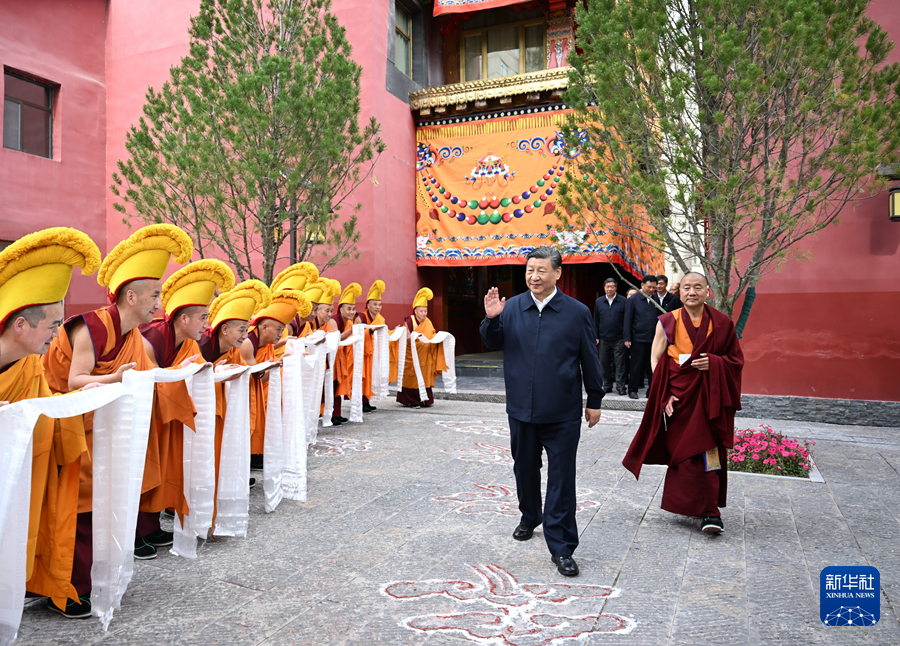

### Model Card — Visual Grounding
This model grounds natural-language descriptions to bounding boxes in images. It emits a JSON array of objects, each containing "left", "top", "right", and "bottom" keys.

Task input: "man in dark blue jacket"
[
  {"left": 624, "top": 275, "right": 663, "bottom": 399},
  {"left": 594, "top": 278, "right": 628, "bottom": 395},
  {"left": 480, "top": 247, "right": 604, "bottom": 578}
]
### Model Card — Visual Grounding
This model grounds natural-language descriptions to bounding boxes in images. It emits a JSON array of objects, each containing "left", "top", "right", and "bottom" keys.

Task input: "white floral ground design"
[
  {"left": 382, "top": 563, "right": 636, "bottom": 645},
  {"left": 443, "top": 443, "right": 513, "bottom": 465},
  {"left": 310, "top": 436, "right": 372, "bottom": 457},
  {"left": 436, "top": 420, "right": 510, "bottom": 437},
  {"left": 435, "top": 484, "right": 600, "bottom": 516}
]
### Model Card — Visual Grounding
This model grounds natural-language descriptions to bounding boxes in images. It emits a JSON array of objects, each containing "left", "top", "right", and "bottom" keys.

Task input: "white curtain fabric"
[
  {"left": 369, "top": 325, "right": 390, "bottom": 401},
  {"left": 280, "top": 341, "right": 307, "bottom": 502},
  {"left": 172, "top": 366, "right": 216, "bottom": 559},
  {"left": 91, "top": 364, "right": 204, "bottom": 630},
  {"left": 214, "top": 362, "right": 271, "bottom": 537},
  {"left": 299, "top": 336, "right": 328, "bottom": 446},
  {"left": 318, "top": 331, "right": 341, "bottom": 427},
  {"left": 408, "top": 331, "right": 458, "bottom": 401},
  {"left": 389, "top": 326, "right": 408, "bottom": 389},
  {"left": 0, "top": 384, "right": 125, "bottom": 646},
  {"left": 261, "top": 364, "right": 283, "bottom": 513},
  {"left": 342, "top": 329, "right": 365, "bottom": 423}
]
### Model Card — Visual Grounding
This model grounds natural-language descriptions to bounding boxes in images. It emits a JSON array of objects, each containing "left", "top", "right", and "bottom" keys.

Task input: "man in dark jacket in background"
[
  {"left": 594, "top": 278, "right": 628, "bottom": 395},
  {"left": 655, "top": 275, "right": 682, "bottom": 312},
  {"left": 624, "top": 275, "right": 661, "bottom": 399},
  {"left": 480, "top": 247, "right": 604, "bottom": 578}
]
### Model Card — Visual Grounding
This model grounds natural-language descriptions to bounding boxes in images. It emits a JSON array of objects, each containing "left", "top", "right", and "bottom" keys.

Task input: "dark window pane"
[
  {"left": 20, "top": 103, "right": 51, "bottom": 157},
  {"left": 487, "top": 26, "right": 519, "bottom": 78},
  {"left": 465, "top": 35, "right": 482, "bottom": 81},
  {"left": 4, "top": 73, "right": 49, "bottom": 109},
  {"left": 395, "top": 1, "right": 411, "bottom": 36},
  {"left": 3, "top": 98, "right": 20, "bottom": 150},
  {"left": 396, "top": 32, "right": 411, "bottom": 76},
  {"left": 525, "top": 25, "right": 544, "bottom": 73}
]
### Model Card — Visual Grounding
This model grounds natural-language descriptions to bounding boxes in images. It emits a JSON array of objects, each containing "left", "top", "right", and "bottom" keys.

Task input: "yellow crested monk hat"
[
  {"left": 366, "top": 280, "right": 385, "bottom": 302},
  {"left": 303, "top": 281, "right": 330, "bottom": 306},
  {"left": 162, "top": 259, "right": 235, "bottom": 319},
  {"left": 413, "top": 287, "right": 433, "bottom": 309},
  {"left": 0, "top": 227, "right": 102, "bottom": 328},
  {"left": 338, "top": 282, "right": 362, "bottom": 307},
  {"left": 208, "top": 280, "right": 271, "bottom": 331},
  {"left": 271, "top": 262, "right": 319, "bottom": 292},
  {"left": 252, "top": 289, "right": 312, "bottom": 326},
  {"left": 98, "top": 224, "right": 193, "bottom": 301}
]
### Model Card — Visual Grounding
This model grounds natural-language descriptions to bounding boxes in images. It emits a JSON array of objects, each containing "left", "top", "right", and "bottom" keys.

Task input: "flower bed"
[{"left": 727, "top": 425, "right": 815, "bottom": 478}]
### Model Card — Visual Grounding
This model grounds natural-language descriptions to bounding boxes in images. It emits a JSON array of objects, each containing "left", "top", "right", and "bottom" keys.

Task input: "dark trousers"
[
  {"left": 599, "top": 339, "right": 627, "bottom": 392},
  {"left": 628, "top": 341, "right": 653, "bottom": 393},
  {"left": 72, "top": 512, "right": 93, "bottom": 597},
  {"left": 508, "top": 416, "right": 581, "bottom": 556}
]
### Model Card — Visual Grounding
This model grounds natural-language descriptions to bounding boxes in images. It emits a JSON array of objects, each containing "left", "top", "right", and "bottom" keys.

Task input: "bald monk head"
[
  {"left": 117, "top": 278, "right": 163, "bottom": 326},
  {"left": 218, "top": 319, "right": 249, "bottom": 352},
  {"left": 339, "top": 303, "right": 356, "bottom": 323},
  {"left": 680, "top": 272, "right": 709, "bottom": 312},
  {"left": 255, "top": 318, "right": 285, "bottom": 346},
  {"left": 172, "top": 305, "right": 209, "bottom": 343},
  {"left": 0, "top": 302, "right": 65, "bottom": 366},
  {"left": 314, "top": 303, "right": 333, "bottom": 327}
]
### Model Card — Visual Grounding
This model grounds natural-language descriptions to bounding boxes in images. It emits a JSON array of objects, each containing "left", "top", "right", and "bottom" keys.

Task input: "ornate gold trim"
[{"left": 409, "top": 68, "right": 569, "bottom": 110}]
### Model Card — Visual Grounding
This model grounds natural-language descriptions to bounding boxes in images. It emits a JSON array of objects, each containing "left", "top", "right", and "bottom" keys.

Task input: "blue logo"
[{"left": 820, "top": 566, "right": 879, "bottom": 626}]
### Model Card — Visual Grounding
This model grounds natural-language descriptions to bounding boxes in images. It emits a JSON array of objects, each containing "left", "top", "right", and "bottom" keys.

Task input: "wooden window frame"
[
  {"left": 460, "top": 18, "right": 546, "bottom": 82},
  {"left": 395, "top": 1, "right": 413, "bottom": 78}
]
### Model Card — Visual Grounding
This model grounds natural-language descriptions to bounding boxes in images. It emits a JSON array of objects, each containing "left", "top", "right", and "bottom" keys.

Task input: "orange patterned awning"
[{"left": 414, "top": 109, "right": 661, "bottom": 277}]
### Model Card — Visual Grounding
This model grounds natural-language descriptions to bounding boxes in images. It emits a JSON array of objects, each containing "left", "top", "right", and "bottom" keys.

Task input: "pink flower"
[
  {"left": 802, "top": 464, "right": 809, "bottom": 470},
  {"left": 752, "top": 453, "right": 760, "bottom": 460},
  {"left": 777, "top": 466, "right": 782, "bottom": 470}
]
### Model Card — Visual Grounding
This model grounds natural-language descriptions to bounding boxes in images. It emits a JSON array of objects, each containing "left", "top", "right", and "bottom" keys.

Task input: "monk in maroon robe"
[{"left": 623, "top": 272, "right": 743, "bottom": 533}]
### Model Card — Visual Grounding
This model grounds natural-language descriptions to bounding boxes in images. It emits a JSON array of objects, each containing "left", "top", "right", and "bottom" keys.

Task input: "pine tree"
[
  {"left": 561, "top": 0, "right": 900, "bottom": 327},
  {"left": 112, "top": 0, "right": 385, "bottom": 283}
]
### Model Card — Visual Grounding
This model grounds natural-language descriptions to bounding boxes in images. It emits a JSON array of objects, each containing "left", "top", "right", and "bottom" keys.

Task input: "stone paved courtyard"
[{"left": 16, "top": 400, "right": 900, "bottom": 645}]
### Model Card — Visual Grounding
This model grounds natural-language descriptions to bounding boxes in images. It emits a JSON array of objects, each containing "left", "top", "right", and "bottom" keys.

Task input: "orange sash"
[
  {"left": 333, "top": 318, "right": 354, "bottom": 397},
  {"left": 249, "top": 340, "right": 276, "bottom": 454}
]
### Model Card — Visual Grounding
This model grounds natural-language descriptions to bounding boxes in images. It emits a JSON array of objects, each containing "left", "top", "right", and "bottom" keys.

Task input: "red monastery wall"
[{"left": 0, "top": 0, "right": 109, "bottom": 314}]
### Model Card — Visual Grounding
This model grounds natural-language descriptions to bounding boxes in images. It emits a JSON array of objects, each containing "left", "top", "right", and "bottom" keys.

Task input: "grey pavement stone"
[{"left": 15, "top": 400, "right": 900, "bottom": 645}]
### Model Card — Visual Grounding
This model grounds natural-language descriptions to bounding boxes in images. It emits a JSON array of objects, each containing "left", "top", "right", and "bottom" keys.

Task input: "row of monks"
[{"left": 0, "top": 223, "right": 453, "bottom": 632}]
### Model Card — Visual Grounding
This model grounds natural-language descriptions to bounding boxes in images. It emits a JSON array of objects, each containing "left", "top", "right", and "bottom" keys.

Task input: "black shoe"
[
  {"left": 363, "top": 403, "right": 377, "bottom": 413},
  {"left": 330, "top": 417, "right": 343, "bottom": 426},
  {"left": 337, "top": 416, "right": 349, "bottom": 423},
  {"left": 249, "top": 477, "right": 257, "bottom": 489},
  {"left": 48, "top": 596, "right": 91, "bottom": 619},
  {"left": 617, "top": 389, "right": 627, "bottom": 396},
  {"left": 701, "top": 516, "right": 724, "bottom": 534},
  {"left": 551, "top": 555, "right": 579, "bottom": 577},
  {"left": 512, "top": 524, "right": 535, "bottom": 541},
  {"left": 134, "top": 537, "right": 158, "bottom": 560},
  {"left": 628, "top": 392, "right": 638, "bottom": 399},
  {"left": 145, "top": 529, "right": 173, "bottom": 547},
  {"left": 250, "top": 454, "right": 264, "bottom": 471}
]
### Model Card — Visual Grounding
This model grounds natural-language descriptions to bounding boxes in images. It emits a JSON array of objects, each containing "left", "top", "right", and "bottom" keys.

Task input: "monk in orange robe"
[
  {"left": 42, "top": 224, "right": 193, "bottom": 583},
  {"left": 623, "top": 272, "right": 744, "bottom": 534},
  {"left": 0, "top": 227, "right": 100, "bottom": 619},
  {"left": 197, "top": 280, "right": 271, "bottom": 523},
  {"left": 138, "top": 260, "right": 234, "bottom": 542},
  {"left": 269, "top": 262, "right": 319, "bottom": 360},
  {"left": 396, "top": 287, "right": 449, "bottom": 408},
  {"left": 243, "top": 289, "right": 308, "bottom": 470},
  {"left": 330, "top": 283, "right": 362, "bottom": 423},
  {"left": 359, "top": 280, "right": 387, "bottom": 413}
]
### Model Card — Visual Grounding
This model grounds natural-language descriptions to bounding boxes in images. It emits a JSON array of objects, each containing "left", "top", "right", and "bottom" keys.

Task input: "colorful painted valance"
[
  {"left": 433, "top": 0, "right": 529, "bottom": 17},
  {"left": 415, "top": 109, "right": 661, "bottom": 276}
]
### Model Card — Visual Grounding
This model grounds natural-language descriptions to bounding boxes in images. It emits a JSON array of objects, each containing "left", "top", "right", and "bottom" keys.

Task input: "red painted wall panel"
[{"left": 0, "top": 0, "right": 109, "bottom": 315}]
